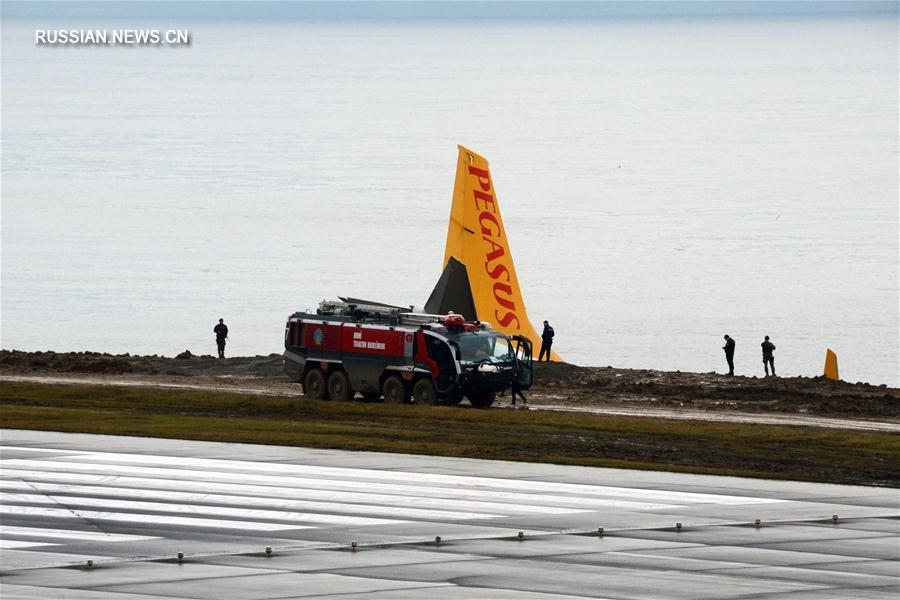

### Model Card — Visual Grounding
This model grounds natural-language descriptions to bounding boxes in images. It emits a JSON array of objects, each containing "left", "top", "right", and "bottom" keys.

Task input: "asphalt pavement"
[{"left": 1, "top": 429, "right": 897, "bottom": 598}]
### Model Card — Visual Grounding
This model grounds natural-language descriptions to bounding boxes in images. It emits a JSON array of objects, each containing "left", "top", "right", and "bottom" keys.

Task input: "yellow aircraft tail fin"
[
  {"left": 823, "top": 349, "right": 839, "bottom": 380},
  {"left": 440, "top": 145, "right": 560, "bottom": 360}
]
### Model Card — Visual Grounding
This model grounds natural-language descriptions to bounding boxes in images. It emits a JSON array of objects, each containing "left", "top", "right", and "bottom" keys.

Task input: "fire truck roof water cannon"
[{"left": 284, "top": 299, "right": 533, "bottom": 408}]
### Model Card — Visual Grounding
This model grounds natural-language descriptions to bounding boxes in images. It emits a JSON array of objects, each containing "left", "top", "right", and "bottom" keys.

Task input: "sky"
[{"left": 4, "top": 0, "right": 897, "bottom": 21}]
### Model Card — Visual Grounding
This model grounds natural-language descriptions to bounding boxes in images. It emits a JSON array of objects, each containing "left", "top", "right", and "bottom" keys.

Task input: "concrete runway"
[{"left": 1, "top": 430, "right": 897, "bottom": 599}]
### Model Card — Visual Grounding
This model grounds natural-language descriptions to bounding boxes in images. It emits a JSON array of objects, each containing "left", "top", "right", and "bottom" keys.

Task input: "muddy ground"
[{"left": 2, "top": 350, "right": 897, "bottom": 420}]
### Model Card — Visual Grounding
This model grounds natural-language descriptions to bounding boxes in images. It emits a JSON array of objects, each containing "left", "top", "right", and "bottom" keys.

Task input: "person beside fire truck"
[
  {"left": 539, "top": 320, "right": 554, "bottom": 362},
  {"left": 510, "top": 377, "right": 528, "bottom": 407}
]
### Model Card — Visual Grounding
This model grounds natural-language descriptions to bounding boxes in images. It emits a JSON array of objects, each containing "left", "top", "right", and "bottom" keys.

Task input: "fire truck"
[{"left": 284, "top": 299, "right": 533, "bottom": 407}]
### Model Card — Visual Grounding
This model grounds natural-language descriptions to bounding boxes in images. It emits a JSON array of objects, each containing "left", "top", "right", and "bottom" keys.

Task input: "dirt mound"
[
  {"left": 549, "top": 366, "right": 900, "bottom": 418},
  {"left": 0, "top": 350, "right": 284, "bottom": 378},
  {"left": 1, "top": 351, "right": 135, "bottom": 374},
  {"left": 528, "top": 362, "right": 899, "bottom": 418},
  {"left": 532, "top": 362, "right": 595, "bottom": 387},
  {"left": 2, "top": 350, "right": 897, "bottom": 419}
]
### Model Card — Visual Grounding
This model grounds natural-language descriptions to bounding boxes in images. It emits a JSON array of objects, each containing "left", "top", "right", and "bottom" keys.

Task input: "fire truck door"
[
  {"left": 513, "top": 335, "right": 533, "bottom": 390},
  {"left": 424, "top": 332, "right": 458, "bottom": 392}
]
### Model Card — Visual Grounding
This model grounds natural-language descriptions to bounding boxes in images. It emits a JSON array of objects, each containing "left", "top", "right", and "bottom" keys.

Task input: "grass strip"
[{"left": 1, "top": 382, "right": 897, "bottom": 486}]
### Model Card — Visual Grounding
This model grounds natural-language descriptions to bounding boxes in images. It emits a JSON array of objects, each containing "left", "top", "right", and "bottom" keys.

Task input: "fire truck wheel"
[
  {"left": 303, "top": 368, "right": 328, "bottom": 400},
  {"left": 412, "top": 378, "right": 438, "bottom": 406},
  {"left": 327, "top": 370, "right": 353, "bottom": 402},
  {"left": 467, "top": 391, "right": 496, "bottom": 409},
  {"left": 382, "top": 376, "right": 408, "bottom": 404}
]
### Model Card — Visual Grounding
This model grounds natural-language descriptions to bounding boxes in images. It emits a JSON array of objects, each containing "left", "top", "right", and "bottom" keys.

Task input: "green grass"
[{"left": 2, "top": 382, "right": 898, "bottom": 486}]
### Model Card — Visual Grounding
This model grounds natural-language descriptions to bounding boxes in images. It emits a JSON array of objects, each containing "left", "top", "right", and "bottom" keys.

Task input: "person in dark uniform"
[
  {"left": 761, "top": 335, "right": 776, "bottom": 377},
  {"left": 214, "top": 318, "right": 228, "bottom": 359},
  {"left": 510, "top": 377, "right": 527, "bottom": 407},
  {"left": 539, "top": 321, "right": 554, "bottom": 362},
  {"left": 722, "top": 334, "right": 735, "bottom": 376}
]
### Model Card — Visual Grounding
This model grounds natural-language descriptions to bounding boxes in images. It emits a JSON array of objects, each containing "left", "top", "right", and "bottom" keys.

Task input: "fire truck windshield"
[{"left": 454, "top": 333, "right": 514, "bottom": 364}]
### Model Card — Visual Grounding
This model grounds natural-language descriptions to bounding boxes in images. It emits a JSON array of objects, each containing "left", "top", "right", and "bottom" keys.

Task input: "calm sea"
[{"left": 2, "top": 14, "right": 897, "bottom": 385}]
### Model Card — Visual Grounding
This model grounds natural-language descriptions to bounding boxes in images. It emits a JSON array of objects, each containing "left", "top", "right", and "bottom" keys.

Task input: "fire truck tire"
[
  {"left": 303, "top": 368, "right": 328, "bottom": 400},
  {"left": 327, "top": 370, "right": 353, "bottom": 401},
  {"left": 382, "top": 376, "right": 408, "bottom": 404},
  {"left": 467, "top": 391, "right": 496, "bottom": 408},
  {"left": 412, "top": 378, "right": 438, "bottom": 406}
]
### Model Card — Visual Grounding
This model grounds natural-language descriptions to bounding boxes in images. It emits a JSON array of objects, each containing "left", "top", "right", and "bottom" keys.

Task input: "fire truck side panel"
[
  {"left": 284, "top": 321, "right": 305, "bottom": 380},
  {"left": 339, "top": 324, "right": 408, "bottom": 392},
  {"left": 284, "top": 320, "right": 307, "bottom": 379},
  {"left": 285, "top": 316, "right": 420, "bottom": 394},
  {"left": 340, "top": 324, "right": 405, "bottom": 358},
  {"left": 284, "top": 318, "right": 343, "bottom": 379},
  {"left": 301, "top": 321, "right": 343, "bottom": 359}
]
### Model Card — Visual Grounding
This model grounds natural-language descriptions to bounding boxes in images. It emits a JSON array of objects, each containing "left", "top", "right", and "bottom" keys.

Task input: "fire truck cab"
[{"left": 284, "top": 300, "right": 533, "bottom": 407}]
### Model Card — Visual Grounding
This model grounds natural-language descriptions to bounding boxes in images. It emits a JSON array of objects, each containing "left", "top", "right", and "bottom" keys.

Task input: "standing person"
[
  {"left": 722, "top": 334, "right": 736, "bottom": 376},
  {"left": 538, "top": 320, "right": 554, "bottom": 362},
  {"left": 761, "top": 335, "right": 776, "bottom": 377},
  {"left": 510, "top": 377, "right": 527, "bottom": 407},
  {"left": 214, "top": 318, "right": 228, "bottom": 359}
]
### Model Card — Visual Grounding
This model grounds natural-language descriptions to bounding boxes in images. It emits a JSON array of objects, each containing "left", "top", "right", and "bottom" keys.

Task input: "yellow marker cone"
[
  {"left": 823, "top": 349, "right": 839, "bottom": 380},
  {"left": 442, "top": 145, "right": 561, "bottom": 360}
]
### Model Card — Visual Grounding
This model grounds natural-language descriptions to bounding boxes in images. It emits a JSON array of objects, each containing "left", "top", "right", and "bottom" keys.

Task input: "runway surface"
[{"left": 1, "top": 429, "right": 897, "bottom": 598}]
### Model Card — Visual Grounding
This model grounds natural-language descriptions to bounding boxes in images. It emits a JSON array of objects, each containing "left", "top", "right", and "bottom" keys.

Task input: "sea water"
[{"left": 2, "top": 13, "right": 897, "bottom": 384}]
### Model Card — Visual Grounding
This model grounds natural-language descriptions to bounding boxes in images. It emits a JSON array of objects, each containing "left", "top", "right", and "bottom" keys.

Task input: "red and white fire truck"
[{"left": 284, "top": 299, "right": 533, "bottom": 407}]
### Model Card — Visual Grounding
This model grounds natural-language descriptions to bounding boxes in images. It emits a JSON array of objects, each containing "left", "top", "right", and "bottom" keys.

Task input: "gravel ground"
[{"left": 1, "top": 350, "right": 897, "bottom": 422}]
